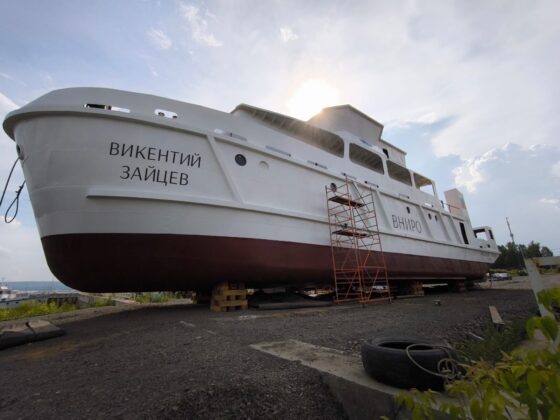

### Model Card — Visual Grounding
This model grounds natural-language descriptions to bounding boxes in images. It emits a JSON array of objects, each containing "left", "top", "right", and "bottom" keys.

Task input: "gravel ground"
[{"left": 0, "top": 282, "right": 546, "bottom": 420}]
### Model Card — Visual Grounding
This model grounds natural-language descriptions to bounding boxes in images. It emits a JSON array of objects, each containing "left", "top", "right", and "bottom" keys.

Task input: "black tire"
[{"left": 361, "top": 336, "right": 452, "bottom": 391}]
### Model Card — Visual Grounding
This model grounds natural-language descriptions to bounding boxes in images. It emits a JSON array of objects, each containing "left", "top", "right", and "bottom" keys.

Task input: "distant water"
[{"left": 4, "top": 281, "right": 76, "bottom": 292}]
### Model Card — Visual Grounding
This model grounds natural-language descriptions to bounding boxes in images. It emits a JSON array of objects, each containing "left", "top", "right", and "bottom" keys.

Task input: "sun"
[{"left": 286, "top": 79, "right": 340, "bottom": 120}]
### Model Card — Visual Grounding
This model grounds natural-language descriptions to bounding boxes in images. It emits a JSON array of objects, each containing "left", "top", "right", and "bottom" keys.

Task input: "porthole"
[
  {"left": 235, "top": 154, "right": 247, "bottom": 166},
  {"left": 428, "top": 213, "right": 432, "bottom": 220},
  {"left": 406, "top": 206, "right": 410, "bottom": 214}
]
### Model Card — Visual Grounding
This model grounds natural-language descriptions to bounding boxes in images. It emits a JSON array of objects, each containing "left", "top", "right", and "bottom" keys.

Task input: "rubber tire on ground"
[{"left": 361, "top": 336, "right": 451, "bottom": 391}]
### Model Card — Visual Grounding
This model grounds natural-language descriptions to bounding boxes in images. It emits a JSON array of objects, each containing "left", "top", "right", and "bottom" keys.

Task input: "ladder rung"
[{"left": 328, "top": 195, "right": 365, "bottom": 207}]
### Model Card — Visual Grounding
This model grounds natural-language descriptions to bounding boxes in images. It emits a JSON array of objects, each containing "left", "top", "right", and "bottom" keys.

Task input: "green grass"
[
  {"left": 91, "top": 296, "right": 115, "bottom": 307},
  {"left": 0, "top": 300, "right": 78, "bottom": 321},
  {"left": 456, "top": 319, "right": 528, "bottom": 364},
  {"left": 133, "top": 292, "right": 172, "bottom": 304}
]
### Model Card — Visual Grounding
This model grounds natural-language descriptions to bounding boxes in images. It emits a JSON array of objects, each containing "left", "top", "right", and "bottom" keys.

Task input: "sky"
[{"left": 0, "top": 0, "right": 559, "bottom": 281}]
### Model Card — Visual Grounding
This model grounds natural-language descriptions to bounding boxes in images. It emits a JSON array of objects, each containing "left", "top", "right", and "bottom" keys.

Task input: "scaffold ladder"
[{"left": 326, "top": 177, "right": 391, "bottom": 304}]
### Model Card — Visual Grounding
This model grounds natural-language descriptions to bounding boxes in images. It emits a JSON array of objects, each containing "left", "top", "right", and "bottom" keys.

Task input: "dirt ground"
[{"left": 1, "top": 278, "right": 554, "bottom": 420}]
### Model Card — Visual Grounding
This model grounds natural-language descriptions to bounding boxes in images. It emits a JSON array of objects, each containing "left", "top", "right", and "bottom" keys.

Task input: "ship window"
[
  {"left": 349, "top": 144, "right": 384, "bottom": 174},
  {"left": 85, "top": 103, "right": 130, "bottom": 113},
  {"left": 406, "top": 206, "right": 411, "bottom": 214},
  {"left": 474, "top": 228, "right": 488, "bottom": 240},
  {"left": 489, "top": 229, "right": 494, "bottom": 240},
  {"left": 383, "top": 148, "right": 389, "bottom": 159},
  {"left": 235, "top": 154, "right": 247, "bottom": 166},
  {"left": 155, "top": 109, "right": 178, "bottom": 119},
  {"left": 413, "top": 173, "right": 435, "bottom": 195},
  {"left": 435, "top": 215, "right": 438, "bottom": 221},
  {"left": 387, "top": 161, "right": 412, "bottom": 186},
  {"left": 428, "top": 213, "right": 432, "bottom": 220},
  {"left": 459, "top": 222, "right": 469, "bottom": 244}
]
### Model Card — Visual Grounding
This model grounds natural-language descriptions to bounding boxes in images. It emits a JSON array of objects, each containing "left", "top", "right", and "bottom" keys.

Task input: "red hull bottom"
[{"left": 41, "top": 234, "right": 490, "bottom": 292}]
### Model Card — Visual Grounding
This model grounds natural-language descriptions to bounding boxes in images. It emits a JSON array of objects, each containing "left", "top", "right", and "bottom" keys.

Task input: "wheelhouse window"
[
  {"left": 473, "top": 228, "right": 488, "bottom": 240},
  {"left": 233, "top": 105, "right": 344, "bottom": 157},
  {"left": 413, "top": 173, "right": 435, "bottom": 195},
  {"left": 387, "top": 161, "right": 412, "bottom": 186},
  {"left": 474, "top": 228, "right": 494, "bottom": 241},
  {"left": 349, "top": 143, "right": 384, "bottom": 174}
]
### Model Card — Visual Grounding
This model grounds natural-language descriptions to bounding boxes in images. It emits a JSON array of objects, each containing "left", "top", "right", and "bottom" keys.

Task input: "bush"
[
  {"left": 396, "top": 288, "right": 560, "bottom": 419},
  {"left": 0, "top": 300, "right": 78, "bottom": 321},
  {"left": 91, "top": 297, "right": 115, "bottom": 307},
  {"left": 133, "top": 292, "right": 171, "bottom": 304}
]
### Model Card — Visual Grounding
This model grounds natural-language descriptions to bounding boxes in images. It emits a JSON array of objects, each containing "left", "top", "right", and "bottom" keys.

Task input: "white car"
[{"left": 491, "top": 273, "right": 512, "bottom": 281}]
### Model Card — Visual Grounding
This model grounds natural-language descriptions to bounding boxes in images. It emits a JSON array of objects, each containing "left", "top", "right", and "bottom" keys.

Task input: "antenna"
[
  {"left": 506, "top": 217, "right": 524, "bottom": 268},
  {"left": 506, "top": 217, "right": 515, "bottom": 245}
]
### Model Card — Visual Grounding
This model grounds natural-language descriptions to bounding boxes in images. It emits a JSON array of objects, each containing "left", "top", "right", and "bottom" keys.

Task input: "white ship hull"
[{"left": 3, "top": 88, "right": 499, "bottom": 292}]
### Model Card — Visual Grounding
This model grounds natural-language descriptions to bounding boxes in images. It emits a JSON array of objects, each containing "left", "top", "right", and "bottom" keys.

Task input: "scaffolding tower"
[{"left": 326, "top": 177, "right": 391, "bottom": 304}]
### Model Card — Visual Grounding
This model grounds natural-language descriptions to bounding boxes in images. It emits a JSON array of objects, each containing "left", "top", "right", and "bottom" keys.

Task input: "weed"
[
  {"left": 0, "top": 300, "right": 78, "bottom": 321},
  {"left": 456, "top": 319, "right": 528, "bottom": 363}
]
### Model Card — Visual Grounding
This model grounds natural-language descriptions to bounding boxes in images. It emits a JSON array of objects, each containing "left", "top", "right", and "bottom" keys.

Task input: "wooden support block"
[
  {"left": 210, "top": 302, "right": 248, "bottom": 312},
  {"left": 395, "top": 281, "right": 424, "bottom": 297},
  {"left": 212, "top": 289, "right": 247, "bottom": 299},
  {"left": 489, "top": 305, "right": 504, "bottom": 329},
  {"left": 211, "top": 298, "right": 247, "bottom": 307},
  {"left": 210, "top": 282, "right": 248, "bottom": 312},
  {"left": 448, "top": 281, "right": 466, "bottom": 293}
]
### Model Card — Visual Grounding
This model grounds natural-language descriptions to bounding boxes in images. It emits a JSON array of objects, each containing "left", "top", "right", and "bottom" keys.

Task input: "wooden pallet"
[
  {"left": 448, "top": 280, "right": 467, "bottom": 293},
  {"left": 210, "top": 302, "right": 249, "bottom": 312},
  {"left": 392, "top": 280, "right": 424, "bottom": 297},
  {"left": 210, "top": 282, "right": 248, "bottom": 312}
]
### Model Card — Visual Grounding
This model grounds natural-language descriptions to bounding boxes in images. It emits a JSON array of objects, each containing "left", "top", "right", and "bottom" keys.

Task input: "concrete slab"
[
  {"left": 0, "top": 320, "right": 65, "bottom": 350},
  {"left": 27, "top": 319, "right": 66, "bottom": 340},
  {"left": 251, "top": 340, "right": 409, "bottom": 419},
  {"left": 0, "top": 322, "right": 35, "bottom": 350}
]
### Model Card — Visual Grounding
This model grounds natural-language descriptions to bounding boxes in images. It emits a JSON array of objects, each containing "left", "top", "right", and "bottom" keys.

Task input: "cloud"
[
  {"left": 280, "top": 27, "right": 299, "bottom": 43},
  {"left": 552, "top": 161, "right": 560, "bottom": 178},
  {"left": 0, "top": 92, "right": 18, "bottom": 112},
  {"left": 453, "top": 143, "right": 560, "bottom": 193},
  {"left": 0, "top": 221, "right": 51, "bottom": 281},
  {"left": 453, "top": 148, "right": 499, "bottom": 192},
  {"left": 179, "top": 3, "right": 223, "bottom": 47},
  {"left": 0, "top": 92, "right": 49, "bottom": 281},
  {"left": 0, "top": 72, "right": 26, "bottom": 86},
  {"left": 1, "top": 91, "right": 20, "bottom": 176},
  {"left": 540, "top": 198, "right": 559, "bottom": 206},
  {"left": 450, "top": 143, "right": 560, "bottom": 247},
  {"left": 0, "top": 72, "right": 16, "bottom": 82},
  {"left": 148, "top": 28, "right": 172, "bottom": 50}
]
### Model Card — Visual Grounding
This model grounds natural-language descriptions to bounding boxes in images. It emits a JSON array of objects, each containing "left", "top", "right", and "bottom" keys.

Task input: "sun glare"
[{"left": 286, "top": 79, "right": 340, "bottom": 120}]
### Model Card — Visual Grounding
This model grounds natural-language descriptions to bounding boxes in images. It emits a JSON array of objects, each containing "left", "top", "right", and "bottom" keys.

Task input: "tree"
[
  {"left": 542, "top": 247, "right": 553, "bottom": 257},
  {"left": 526, "top": 241, "right": 543, "bottom": 258},
  {"left": 491, "top": 241, "right": 554, "bottom": 269}
]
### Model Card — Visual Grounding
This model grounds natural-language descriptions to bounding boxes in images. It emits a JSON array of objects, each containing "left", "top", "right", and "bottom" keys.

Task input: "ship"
[
  {"left": 0, "top": 284, "right": 31, "bottom": 309},
  {"left": 2, "top": 88, "right": 499, "bottom": 292}
]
